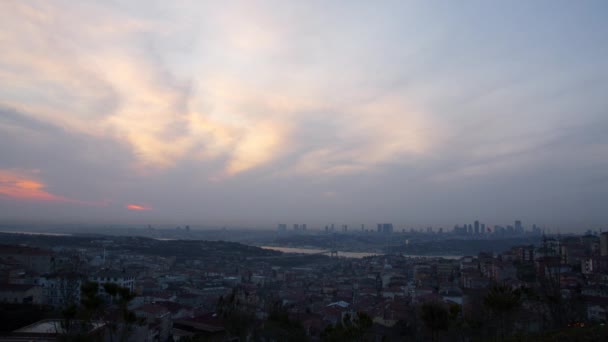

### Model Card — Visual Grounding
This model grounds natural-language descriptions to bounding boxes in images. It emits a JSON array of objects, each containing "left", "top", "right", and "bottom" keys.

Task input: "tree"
[
  {"left": 80, "top": 281, "right": 103, "bottom": 322},
  {"left": 59, "top": 304, "right": 78, "bottom": 337},
  {"left": 77, "top": 282, "right": 139, "bottom": 342},
  {"left": 483, "top": 285, "right": 521, "bottom": 341},
  {"left": 420, "top": 301, "right": 449, "bottom": 341},
  {"left": 102, "top": 283, "right": 139, "bottom": 342},
  {"left": 321, "top": 311, "right": 373, "bottom": 342},
  {"left": 55, "top": 282, "right": 103, "bottom": 341},
  {"left": 254, "top": 301, "right": 309, "bottom": 342},
  {"left": 216, "top": 288, "right": 256, "bottom": 340}
]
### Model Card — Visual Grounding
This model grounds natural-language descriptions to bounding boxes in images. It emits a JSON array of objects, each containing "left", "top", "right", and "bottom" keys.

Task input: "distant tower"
[
  {"left": 474, "top": 220, "right": 480, "bottom": 235},
  {"left": 330, "top": 233, "right": 338, "bottom": 257}
]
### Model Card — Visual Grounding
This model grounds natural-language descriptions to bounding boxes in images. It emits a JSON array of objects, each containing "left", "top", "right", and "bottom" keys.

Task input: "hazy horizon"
[{"left": 1, "top": 1, "right": 607, "bottom": 232}]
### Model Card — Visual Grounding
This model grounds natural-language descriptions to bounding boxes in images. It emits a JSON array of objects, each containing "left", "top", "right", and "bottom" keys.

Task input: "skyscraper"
[
  {"left": 601, "top": 232, "right": 608, "bottom": 256},
  {"left": 515, "top": 220, "right": 523, "bottom": 234},
  {"left": 377, "top": 223, "right": 393, "bottom": 234},
  {"left": 474, "top": 220, "right": 480, "bottom": 235}
]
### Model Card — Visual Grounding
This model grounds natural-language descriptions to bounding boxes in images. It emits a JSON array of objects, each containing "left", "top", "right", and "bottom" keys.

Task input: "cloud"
[
  {"left": 0, "top": 169, "right": 79, "bottom": 204},
  {"left": 126, "top": 204, "right": 152, "bottom": 211},
  {"left": 0, "top": 1, "right": 607, "bottom": 228},
  {"left": 0, "top": 1, "right": 441, "bottom": 179}
]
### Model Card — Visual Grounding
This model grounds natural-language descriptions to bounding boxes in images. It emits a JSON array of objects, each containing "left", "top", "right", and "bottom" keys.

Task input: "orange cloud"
[
  {"left": 0, "top": 169, "right": 69, "bottom": 202},
  {"left": 126, "top": 204, "right": 152, "bottom": 211}
]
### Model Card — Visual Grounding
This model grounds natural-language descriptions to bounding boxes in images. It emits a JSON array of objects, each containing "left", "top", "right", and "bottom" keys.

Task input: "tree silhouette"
[
  {"left": 102, "top": 283, "right": 139, "bottom": 342},
  {"left": 483, "top": 285, "right": 521, "bottom": 341},
  {"left": 321, "top": 311, "right": 373, "bottom": 342},
  {"left": 216, "top": 288, "right": 256, "bottom": 340},
  {"left": 80, "top": 282, "right": 103, "bottom": 324},
  {"left": 420, "top": 301, "right": 449, "bottom": 341},
  {"left": 69, "top": 281, "right": 139, "bottom": 342}
]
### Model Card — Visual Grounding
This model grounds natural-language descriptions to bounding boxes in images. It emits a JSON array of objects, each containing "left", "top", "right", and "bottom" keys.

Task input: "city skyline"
[{"left": 1, "top": 1, "right": 608, "bottom": 231}]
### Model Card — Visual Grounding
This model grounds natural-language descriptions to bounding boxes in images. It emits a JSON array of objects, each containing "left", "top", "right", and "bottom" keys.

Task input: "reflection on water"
[
  {"left": 0, "top": 230, "right": 71, "bottom": 236},
  {"left": 260, "top": 246, "right": 462, "bottom": 259},
  {"left": 261, "top": 246, "right": 377, "bottom": 258}
]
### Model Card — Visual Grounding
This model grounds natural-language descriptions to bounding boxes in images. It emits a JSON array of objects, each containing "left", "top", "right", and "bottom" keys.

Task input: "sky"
[{"left": 1, "top": 0, "right": 607, "bottom": 231}]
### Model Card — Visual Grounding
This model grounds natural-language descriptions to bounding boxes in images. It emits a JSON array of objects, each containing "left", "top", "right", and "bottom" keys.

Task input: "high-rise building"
[
  {"left": 454, "top": 225, "right": 466, "bottom": 235},
  {"left": 481, "top": 223, "right": 486, "bottom": 234},
  {"left": 515, "top": 220, "right": 523, "bottom": 233},
  {"left": 377, "top": 223, "right": 393, "bottom": 234},
  {"left": 474, "top": 220, "right": 480, "bottom": 235},
  {"left": 601, "top": 232, "right": 608, "bottom": 256}
]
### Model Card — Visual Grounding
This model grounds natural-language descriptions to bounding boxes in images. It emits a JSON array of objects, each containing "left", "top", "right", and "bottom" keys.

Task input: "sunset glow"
[
  {"left": 126, "top": 204, "right": 152, "bottom": 211},
  {"left": 0, "top": 169, "right": 67, "bottom": 202}
]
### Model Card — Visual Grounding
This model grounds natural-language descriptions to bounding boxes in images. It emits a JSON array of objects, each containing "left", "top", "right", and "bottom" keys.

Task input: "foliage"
[
  {"left": 321, "top": 311, "right": 373, "bottom": 342},
  {"left": 56, "top": 281, "right": 138, "bottom": 342},
  {"left": 216, "top": 289, "right": 256, "bottom": 340},
  {"left": 420, "top": 301, "right": 449, "bottom": 341},
  {"left": 515, "top": 262, "right": 536, "bottom": 282},
  {"left": 254, "top": 301, "right": 309, "bottom": 342},
  {"left": 484, "top": 285, "right": 521, "bottom": 314},
  {"left": 102, "top": 283, "right": 140, "bottom": 342},
  {"left": 484, "top": 285, "right": 521, "bottom": 341}
]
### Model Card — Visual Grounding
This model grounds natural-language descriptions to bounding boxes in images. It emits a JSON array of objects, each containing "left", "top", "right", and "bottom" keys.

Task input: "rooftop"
[{"left": 13, "top": 319, "right": 104, "bottom": 335}]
